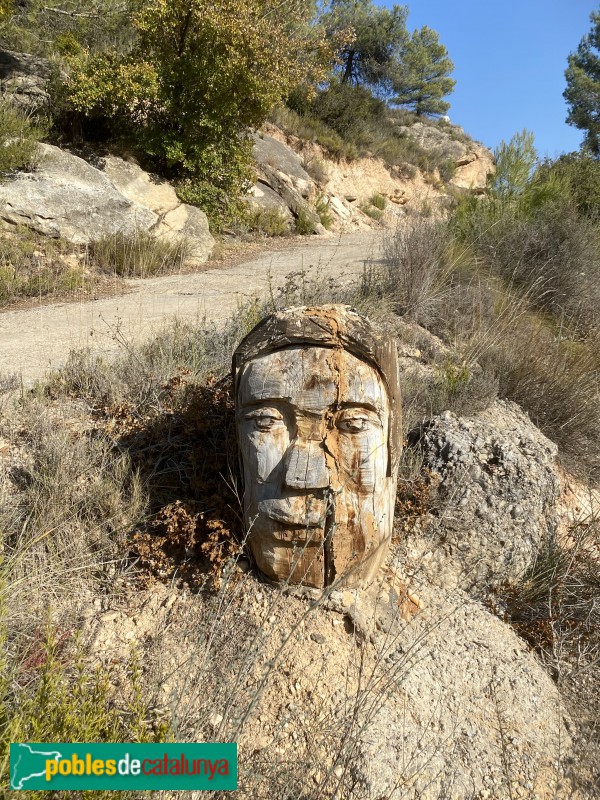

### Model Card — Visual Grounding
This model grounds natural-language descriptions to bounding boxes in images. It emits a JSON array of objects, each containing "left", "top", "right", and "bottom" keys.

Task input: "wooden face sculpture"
[{"left": 233, "top": 306, "right": 401, "bottom": 589}]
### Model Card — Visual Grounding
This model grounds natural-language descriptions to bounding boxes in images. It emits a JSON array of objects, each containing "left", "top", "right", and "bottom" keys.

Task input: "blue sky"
[{"left": 381, "top": 0, "right": 597, "bottom": 159}]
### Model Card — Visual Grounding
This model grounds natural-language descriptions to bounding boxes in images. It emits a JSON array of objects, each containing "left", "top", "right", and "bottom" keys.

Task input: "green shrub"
[
  {"left": 535, "top": 152, "right": 600, "bottom": 219},
  {"left": 270, "top": 106, "right": 357, "bottom": 161},
  {"left": 315, "top": 194, "right": 333, "bottom": 229},
  {"left": 0, "top": 97, "right": 45, "bottom": 175},
  {"left": 89, "top": 231, "right": 189, "bottom": 277},
  {"left": 361, "top": 204, "right": 383, "bottom": 221},
  {"left": 245, "top": 207, "right": 289, "bottom": 237},
  {"left": 57, "top": 0, "right": 334, "bottom": 223},
  {"left": 295, "top": 206, "right": 317, "bottom": 234},
  {"left": 452, "top": 192, "right": 600, "bottom": 331},
  {"left": 310, "top": 82, "right": 387, "bottom": 148},
  {"left": 370, "top": 192, "right": 386, "bottom": 210}
]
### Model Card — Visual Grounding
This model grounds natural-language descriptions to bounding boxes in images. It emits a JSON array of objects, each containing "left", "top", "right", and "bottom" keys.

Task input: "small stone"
[
  {"left": 209, "top": 713, "right": 223, "bottom": 729},
  {"left": 310, "top": 633, "right": 326, "bottom": 644}
]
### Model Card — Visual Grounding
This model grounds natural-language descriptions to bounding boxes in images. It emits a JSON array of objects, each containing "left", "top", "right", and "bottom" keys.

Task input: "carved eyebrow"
[{"left": 337, "top": 401, "right": 382, "bottom": 415}]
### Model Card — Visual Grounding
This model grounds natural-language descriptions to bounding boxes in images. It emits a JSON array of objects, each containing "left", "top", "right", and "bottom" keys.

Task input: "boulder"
[
  {"left": 326, "top": 194, "right": 351, "bottom": 220},
  {"left": 252, "top": 132, "right": 311, "bottom": 197},
  {"left": 0, "top": 49, "right": 51, "bottom": 112},
  {"left": 0, "top": 144, "right": 214, "bottom": 263},
  {"left": 259, "top": 162, "right": 326, "bottom": 235},
  {"left": 101, "top": 572, "right": 573, "bottom": 800},
  {"left": 154, "top": 203, "right": 214, "bottom": 265},
  {"left": 101, "top": 155, "right": 180, "bottom": 216},
  {"left": 100, "top": 155, "right": 214, "bottom": 264},
  {"left": 347, "top": 580, "right": 571, "bottom": 800},
  {"left": 451, "top": 142, "right": 495, "bottom": 191},
  {"left": 243, "top": 181, "right": 294, "bottom": 226},
  {"left": 396, "top": 401, "right": 560, "bottom": 593},
  {"left": 0, "top": 144, "right": 156, "bottom": 242}
]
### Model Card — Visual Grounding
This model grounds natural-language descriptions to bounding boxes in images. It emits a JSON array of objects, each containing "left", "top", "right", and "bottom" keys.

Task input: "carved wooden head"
[{"left": 233, "top": 305, "right": 401, "bottom": 589}]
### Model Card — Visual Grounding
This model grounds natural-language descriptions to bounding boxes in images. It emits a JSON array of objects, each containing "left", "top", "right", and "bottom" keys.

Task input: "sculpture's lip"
[{"left": 257, "top": 496, "right": 327, "bottom": 527}]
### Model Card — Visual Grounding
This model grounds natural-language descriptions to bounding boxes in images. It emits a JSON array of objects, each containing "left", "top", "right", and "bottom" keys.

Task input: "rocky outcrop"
[
  {"left": 251, "top": 132, "right": 326, "bottom": 234},
  {"left": 0, "top": 145, "right": 214, "bottom": 264},
  {"left": 87, "top": 570, "right": 574, "bottom": 800},
  {"left": 252, "top": 132, "right": 311, "bottom": 197},
  {"left": 0, "top": 49, "right": 51, "bottom": 112},
  {"left": 397, "top": 401, "right": 560, "bottom": 594},
  {"left": 394, "top": 120, "right": 495, "bottom": 192},
  {"left": 245, "top": 181, "right": 294, "bottom": 227},
  {"left": 99, "top": 155, "right": 214, "bottom": 264},
  {"left": 346, "top": 579, "right": 571, "bottom": 800}
]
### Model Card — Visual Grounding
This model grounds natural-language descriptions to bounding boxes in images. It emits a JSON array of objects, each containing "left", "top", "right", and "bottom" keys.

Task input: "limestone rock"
[
  {"left": 154, "top": 203, "right": 214, "bottom": 265},
  {"left": 326, "top": 195, "right": 351, "bottom": 220},
  {"left": 396, "top": 121, "right": 469, "bottom": 162},
  {"left": 0, "top": 143, "right": 156, "bottom": 242},
  {"left": 349, "top": 580, "right": 571, "bottom": 800},
  {"left": 243, "top": 181, "right": 294, "bottom": 225},
  {"left": 101, "top": 155, "right": 180, "bottom": 216},
  {"left": 252, "top": 132, "right": 311, "bottom": 197},
  {"left": 0, "top": 144, "right": 214, "bottom": 263},
  {"left": 397, "top": 401, "right": 560, "bottom": 593},
  {"left": 0, "top": 49, "right": 51, "bottom": 112},
  {"left": 451, "top": 142, "right": 495, "bottom": 191},
  {"left": 395, "top": 121, "right": 494, "bottom": 191},
  {"left": 259, "top": 163, "right": 326, "bottom": 235},
  {"left": 100, "top": 155, "right": 213, "bottom": 262}
]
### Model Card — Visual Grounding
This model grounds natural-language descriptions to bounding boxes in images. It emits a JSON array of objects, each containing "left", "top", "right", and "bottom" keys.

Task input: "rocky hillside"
[
  {"left": 0, "top": 47, "right": 494, "bottom": 264},
  {"left": 247, "top": 121, "right": 493, "bottom": 234}
]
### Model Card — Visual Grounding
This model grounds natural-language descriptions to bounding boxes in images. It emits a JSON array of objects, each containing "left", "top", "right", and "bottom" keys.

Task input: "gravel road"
[{"left": 0, "top": 232, "right": 385, "bottom": 386}]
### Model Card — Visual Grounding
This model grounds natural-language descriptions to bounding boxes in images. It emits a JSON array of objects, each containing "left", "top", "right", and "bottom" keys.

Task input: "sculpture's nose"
[{"left": 284, "top": 439, "right": 329, "bottom": 490}]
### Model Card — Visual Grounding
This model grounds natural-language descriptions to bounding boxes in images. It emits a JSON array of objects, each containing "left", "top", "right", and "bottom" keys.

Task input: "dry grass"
[
  {"left": 492, "top": 507, "right": 600, "bottom": 797},
  {"left": 0, "top": 229, "right": 91, "bottom": 305},
  {"left": 89, "top": 230, "right": 190, "bottom": 278}
]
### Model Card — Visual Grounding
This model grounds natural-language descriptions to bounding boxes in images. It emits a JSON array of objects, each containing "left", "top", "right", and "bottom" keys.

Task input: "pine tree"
[
  {"left": 564, "top": 11, "right": 600, "bottom": 157},
  {"left": 393, "top": 26, "right": 455, "bottom": 116},
  {"left": 323, "top": 0, "right": 408, "bottom": 95}
]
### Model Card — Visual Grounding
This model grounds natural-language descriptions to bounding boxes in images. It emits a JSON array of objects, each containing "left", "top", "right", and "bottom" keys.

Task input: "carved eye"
[
  {"left": 244, "top": 409, "right": 284, "bottom": 431},
  {"left": 336, "top": 411, "right": 378, "bottom": 434}
]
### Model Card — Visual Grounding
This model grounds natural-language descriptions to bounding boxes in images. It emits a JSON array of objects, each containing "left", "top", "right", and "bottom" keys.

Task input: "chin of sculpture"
[{"left": 233, "top": 305, "right": 401, "bottom": 589}]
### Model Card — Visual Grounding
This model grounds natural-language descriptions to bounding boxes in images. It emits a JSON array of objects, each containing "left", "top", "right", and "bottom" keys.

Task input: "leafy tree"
[
  {"left": 323, "top": 0, "right": 408, "bottom": 94},
  {"left": 564, "top": 10, "right": 600, "bottom": 157},
  {"left": 63, "top": 0, "right": 333, "bottom": 221},
  {"left": 393, "top": 26, "right": 455, "bottom": 116}
]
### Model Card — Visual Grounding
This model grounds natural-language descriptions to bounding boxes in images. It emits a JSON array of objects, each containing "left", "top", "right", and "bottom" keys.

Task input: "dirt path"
[{"left": 1, "top": 232, "right": 385, "bottom": 386}]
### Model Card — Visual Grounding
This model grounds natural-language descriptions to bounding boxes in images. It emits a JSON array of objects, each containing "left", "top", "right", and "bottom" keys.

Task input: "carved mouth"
[{"left": 257, "top": 496, "right": 327, "bottom": 527}]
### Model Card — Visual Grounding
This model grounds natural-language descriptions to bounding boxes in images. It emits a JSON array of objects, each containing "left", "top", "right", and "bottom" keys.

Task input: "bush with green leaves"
[
  {"left": 535, "top": 151, "right": 600, "bottom": 219},
  {"left": 244, "top": 207, "right": 289, "bottom": 238},
  {"left": 57, "top": 0, "right": 334, "bottom": 224},
  {"left": 0, "top": 96, "right": 45, "bottom": 174},
  {"left": 453, "top": 130, "right": 600, "bottom": 331}
]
